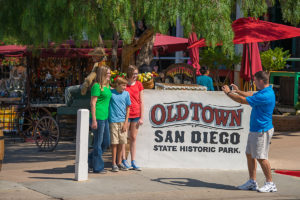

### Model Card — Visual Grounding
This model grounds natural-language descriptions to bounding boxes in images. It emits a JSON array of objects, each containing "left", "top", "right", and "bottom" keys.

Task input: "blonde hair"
[
  {"left": 95, "top": 66, "right": 110, "bottom": 90},
  {"left": 115, "top": 77, "right": 128, "bottom": 85},
  {"left": 127, "top": 65, "right": 138, "bottom": 79}
]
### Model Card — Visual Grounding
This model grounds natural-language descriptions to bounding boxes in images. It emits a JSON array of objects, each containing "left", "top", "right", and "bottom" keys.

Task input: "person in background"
[
  {"left": 222, "top": 71, "right": 277, "bottom": 193},
  {"left": 196, "top": 66, "right": 214, "bottom": 91},
  {"left": 89, "top": 66, "right": 112, "bottom": 174},
  {"left": 122, "top": 65, "right": 144, "bottom": 171},
  {"left": 138, "top": 63, "right": 153, "bottom": 74},
  {"left": 109, "top": 77, "right": 131, "bottom": 172}
]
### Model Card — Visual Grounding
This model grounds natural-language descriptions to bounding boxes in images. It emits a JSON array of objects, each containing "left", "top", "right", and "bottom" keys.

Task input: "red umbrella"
[
  {"left": 188, "top": 17, "right": 300, "bottom": 88},
  {"left": 232, "top": 17, "right": 300, "bottom": 44},
  {"left": 240, "top": 43, "right": 262, "bottom": 82},
  {"left": 189, "top": 17, "right": 300, "bottom": 48},
  {"left": 188, "top": 32, "right": 201, "bottom": 75}
]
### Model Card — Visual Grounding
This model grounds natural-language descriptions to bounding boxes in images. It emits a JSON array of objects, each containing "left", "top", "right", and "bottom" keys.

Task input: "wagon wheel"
[
  {"left": 18, "top": 107, "right": 52, "bottom": 140},
  {"left": 34, "top": 116, "right": 59, "bottom": 151}
]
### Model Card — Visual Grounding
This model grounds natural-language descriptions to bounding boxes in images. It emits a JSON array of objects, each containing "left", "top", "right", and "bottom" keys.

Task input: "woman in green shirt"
[{"left": 89, "top": 66, "right": 112, "bottom": 173}]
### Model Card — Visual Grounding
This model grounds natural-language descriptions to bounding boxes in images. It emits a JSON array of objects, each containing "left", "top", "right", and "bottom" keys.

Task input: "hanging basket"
[{"left": 142, "top": 79, "right": 154, "bottom": 89}]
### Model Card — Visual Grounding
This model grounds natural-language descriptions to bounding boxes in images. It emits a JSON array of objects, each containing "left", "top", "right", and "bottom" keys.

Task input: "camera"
[{"left": 229, "top": 85, "right": 233, "bottom": 91}]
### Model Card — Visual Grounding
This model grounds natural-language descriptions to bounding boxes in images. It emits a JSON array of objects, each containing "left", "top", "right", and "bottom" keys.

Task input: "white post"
[{"left": 75, "top": 109, "right": 89, "bottom": 181}]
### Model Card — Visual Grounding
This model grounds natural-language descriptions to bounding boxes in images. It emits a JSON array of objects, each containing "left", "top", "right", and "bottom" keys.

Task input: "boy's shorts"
[
  {"left": 110, "top": 122, "right": 127, "bottom": 144},
  {"left": 246, "top": 128, "right": 274, "bottom": 159}
]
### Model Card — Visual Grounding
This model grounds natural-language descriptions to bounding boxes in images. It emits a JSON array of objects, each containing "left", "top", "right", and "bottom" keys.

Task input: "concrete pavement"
[{"left": 0, "top": 131, "right": 300, "bottom": 200}]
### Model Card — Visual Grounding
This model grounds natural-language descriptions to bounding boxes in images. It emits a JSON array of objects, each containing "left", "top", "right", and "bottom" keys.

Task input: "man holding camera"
[{"left": 222, "top": 71, "right": 277, "bottom": 193}]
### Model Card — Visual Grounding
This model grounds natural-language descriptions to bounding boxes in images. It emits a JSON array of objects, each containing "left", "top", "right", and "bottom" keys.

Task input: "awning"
[
  {"left": 0, "top": 45, "right": 26, "bottom": 56},
  {"left": 154, "top": 33, "right": 188, "bottom": 53}
]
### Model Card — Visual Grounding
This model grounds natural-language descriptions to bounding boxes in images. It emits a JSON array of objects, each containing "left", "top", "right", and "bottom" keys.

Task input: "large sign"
[{"left": 135, "top": 90, "right": 251, "bottom": 169}]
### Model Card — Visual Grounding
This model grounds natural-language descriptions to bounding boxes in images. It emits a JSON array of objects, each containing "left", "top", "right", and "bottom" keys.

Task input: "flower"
[
  {"left": 110, "top": 70, "right": 127, "bottom": 83},
  {"left": 138, "top": 72, "right": 156, "bottom": 83}
]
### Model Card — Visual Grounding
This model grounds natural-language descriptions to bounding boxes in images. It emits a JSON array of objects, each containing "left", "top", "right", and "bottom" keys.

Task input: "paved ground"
[{"left": 0, "top": 131, "right": 300, "bottom": 200}]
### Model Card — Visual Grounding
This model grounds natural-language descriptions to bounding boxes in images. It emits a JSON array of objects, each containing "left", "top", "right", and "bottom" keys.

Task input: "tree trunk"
[
  {"left": 111, "top": 31, "right": 119, "bottom": 70},
  {"left": 136, "top": 34, "right": 155, "bottom": 68},
  {"left": 121, "top": 28, "right": 154, "bottom": 72}
]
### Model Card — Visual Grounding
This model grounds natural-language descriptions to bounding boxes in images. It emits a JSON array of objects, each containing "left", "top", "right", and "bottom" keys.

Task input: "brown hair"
[
  {"left": 115, "top": 77, "right": 128, "bottom": 85},
  {"left": 127, "top": 65, "right": 138, "bottom": 79},
  {"left": 95, "top": 66, "right": 111, "bottom": 90},
  {"left": 254, "top": 71, "right": 269, "bottom": 84}
]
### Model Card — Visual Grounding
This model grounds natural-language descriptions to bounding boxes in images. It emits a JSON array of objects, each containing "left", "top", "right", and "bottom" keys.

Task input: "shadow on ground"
[
  {"left": 3, "top": 141, "right": 76, "bottom": 163},
  {"left": 28, "top": 177, "right": 74, "bottom": 181},
  {"left": 25, "top": 165, "right": 76, "bottom": 174},
  {"left": 24, "top": 160, "right": 112, "bottom": 175},
  {"left": 272, "top": 131, "right": 300, "bottom": 139},
  {"left": 152, "top": 178, "right": 237, "bottom": 190}
]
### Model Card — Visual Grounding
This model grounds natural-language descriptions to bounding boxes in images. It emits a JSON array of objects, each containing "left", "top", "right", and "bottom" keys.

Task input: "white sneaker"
[
  {"left": 237, "top": 179, "right": 258, "bottom": 191},
  {"left": 257, "top": 182, "right": 277, "bottom": 193}
]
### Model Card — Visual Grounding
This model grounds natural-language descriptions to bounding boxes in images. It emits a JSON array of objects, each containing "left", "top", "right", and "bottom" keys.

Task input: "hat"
[{"left": 88, "top": 47, "right": 107, "bottom": 57}]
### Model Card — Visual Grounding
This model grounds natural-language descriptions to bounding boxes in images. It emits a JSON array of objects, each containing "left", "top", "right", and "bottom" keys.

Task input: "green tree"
[
  {"left": 0, "top": 0, "right": 299, "bottom": 55},
  {"left": 199, "top": 48, "right": 241, "bottom": 90}
]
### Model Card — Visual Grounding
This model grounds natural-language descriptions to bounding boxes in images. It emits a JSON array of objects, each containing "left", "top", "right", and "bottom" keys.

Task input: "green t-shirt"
[{"left": 91, "top": 83, "right": 112, "bottom": 120}]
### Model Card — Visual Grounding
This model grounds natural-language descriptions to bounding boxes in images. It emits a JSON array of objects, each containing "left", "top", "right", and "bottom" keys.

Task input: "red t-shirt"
[{"left": 126, "top": 81, "right": 144, "bottom": 118}]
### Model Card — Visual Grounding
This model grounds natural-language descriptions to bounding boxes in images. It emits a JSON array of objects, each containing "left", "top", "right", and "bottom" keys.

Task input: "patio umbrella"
[
  {"left": 233, "top": 17, "right": 300, "bottom": 88},
  {"left": 188, "top": 32, "right": 201, "bottom": 75},
  {"left": 240, "top": 42, "right": 262, "bottom": 82},
  {"left": 232, "top": 17, "right": 300, "bottom": 44},
  {"left": 189, "top": 17, "right": 300, "bottom": 48},
  {"left": 188, "top": 17, "right": 300, "bottom": 88}
]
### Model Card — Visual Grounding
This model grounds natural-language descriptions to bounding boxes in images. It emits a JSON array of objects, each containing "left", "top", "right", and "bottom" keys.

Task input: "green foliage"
[
  {"left": 240, "top": 0, "right": 274, "bottom": 18},
  {"left": 0, "top": 0, "right": 299, "bottom": 55},
  {"left": 199, "top": 47, "right": 241, "bottom": 90},
  {"left": 260, "top": 47, "right": 291, "bottom": 71},
  {"left": 199, "top": 48, "right": 241, "bottom": 70},
  {"left": 279, "top": 0, "right": 300, "bottom": 26}
]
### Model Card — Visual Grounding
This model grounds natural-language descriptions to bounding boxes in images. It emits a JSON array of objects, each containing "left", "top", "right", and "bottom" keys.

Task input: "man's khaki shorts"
[
  {"left": 246, "top": 128, "right": 274, "bottom": 159},
  {"left": 110, "top": 122, "right": 127, "bottom": 145}
]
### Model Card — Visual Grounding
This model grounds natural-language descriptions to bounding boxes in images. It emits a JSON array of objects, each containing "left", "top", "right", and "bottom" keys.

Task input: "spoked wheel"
[
  {"left": 18, "top": 107, "right": 51, "bottom": 140},
  {"left": 34, "top": 116, "right": 59, "bottom": 151}
]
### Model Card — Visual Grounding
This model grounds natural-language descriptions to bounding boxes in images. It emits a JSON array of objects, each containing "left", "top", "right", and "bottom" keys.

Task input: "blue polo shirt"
[
  {"left": 246, "top": 85, "right": 275, "bottom": 132},
  {"left": 109, "top": 89, "right": 131, "bottom": 123}
]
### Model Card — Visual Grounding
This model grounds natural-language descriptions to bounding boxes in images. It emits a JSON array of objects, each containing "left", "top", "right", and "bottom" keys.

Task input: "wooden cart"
[{"left": 0, "top": 55, "right": 92, "bottom": 151}]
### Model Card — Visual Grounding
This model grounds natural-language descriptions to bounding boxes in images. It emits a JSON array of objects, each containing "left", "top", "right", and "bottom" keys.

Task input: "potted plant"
[{"left": 260, "top": 47, "right": 290, "bottom": 72}]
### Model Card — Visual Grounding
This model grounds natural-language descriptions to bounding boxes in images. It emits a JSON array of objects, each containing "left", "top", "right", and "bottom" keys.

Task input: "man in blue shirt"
[{"left": 222, "top": 71, "right": 277, "bottom": 193}]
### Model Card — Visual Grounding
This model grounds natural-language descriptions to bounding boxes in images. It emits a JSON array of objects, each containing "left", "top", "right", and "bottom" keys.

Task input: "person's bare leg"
[
  {"left": 122, "top": 122, "right": 131, "bottom": 160},
  {"left": 258, "top": 159, "right": 272, "bottom": 182},
  {"left": 247, "top": 153, "right": 257, "bottom": 180},
  {"left": 130, "top": 122, "right": 139, "bottom": 161},
  {"left": 111, "top": 144, "right": 117, "bottom": 165},
  {"left": 121, "top": 144, "right": 126, "bottom": 160},
  {"left": 117, "top": 144, "right": 123, "bottom": 165}
]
